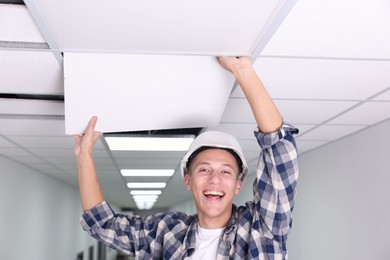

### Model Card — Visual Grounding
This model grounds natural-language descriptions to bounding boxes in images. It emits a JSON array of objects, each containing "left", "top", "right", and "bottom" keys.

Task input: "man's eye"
[{"left": 222, "top": 170, "right": 231, "bottom": 174}]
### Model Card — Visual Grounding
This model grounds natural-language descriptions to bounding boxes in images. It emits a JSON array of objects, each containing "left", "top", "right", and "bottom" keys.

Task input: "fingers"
[{"left": 86, "top": 116, "right": 98, "bottom": 135}]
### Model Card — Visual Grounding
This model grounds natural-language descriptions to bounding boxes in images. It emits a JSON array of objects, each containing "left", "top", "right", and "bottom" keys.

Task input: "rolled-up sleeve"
[
  {"left": 253, "top": 123, "right": 299, "bottom": 243},
  {"left": 80, "top": 201, "right": 136, "bottom": 255}
]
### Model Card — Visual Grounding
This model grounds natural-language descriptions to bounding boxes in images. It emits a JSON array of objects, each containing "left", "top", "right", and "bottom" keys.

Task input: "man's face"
[{"left": 184, "top": 148, "right": 242, "bottom": 227}]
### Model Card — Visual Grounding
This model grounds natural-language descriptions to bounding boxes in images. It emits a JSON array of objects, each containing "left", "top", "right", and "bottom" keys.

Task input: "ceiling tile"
[
  {"left": 221, "top": 98, "right": 358, "bottom": 124},
  {"left": 205, "top": 123, "right": 257, "bottom": 139},
  {"left": 0, "top": 50, "right": 63, "bottom": 94},
  {"left": 297, "top": 125, "right": 367, "bottom": 141},
  {"left": 28, "top": 148, "right": 74, "bottom": 157},
  {"left": 12, "top": 156, "right": 47, "bottom": 164},
  {"left": 7, "top": 136, "right": 74, "bottom": 149},
  {"left": 262, "top": 0, "right": 390, "bottom": 59},
  {"left": 0, "top": 4, "right": 45, "bottom": 42},
  {"left": 0, "top": 118, "right": 65, "bottom": 136},
  {"left": 0, "top": 147, "right": 31, "bottom": 156},
  {"left": 295, "top": 140, "right": 328, "bottom": 154},
  {"left": 0, "top": 99, "right": 64, "bottom": 116},
  {"left": 26, "top": 0, "right": 287, "bottom": 55},
  {"left": 0, "top": 136, "right": 16, "bottom": 147},
  {"left": 231, "top": 58, "right": 390, "bottom": 100},
  {"left": 328, "top": 101, "right": 390, "bottom": 125},
  {"left": 373, "top": 88, "right": 390, "bottom": 101}
]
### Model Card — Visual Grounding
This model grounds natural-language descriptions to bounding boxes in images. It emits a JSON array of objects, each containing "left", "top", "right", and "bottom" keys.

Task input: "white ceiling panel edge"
[
  {"left": 23, "top": 0, "right": 62, "bottom": 64},
  {"left": 250, "top": 0, "right": 297, "bottom": 58}
]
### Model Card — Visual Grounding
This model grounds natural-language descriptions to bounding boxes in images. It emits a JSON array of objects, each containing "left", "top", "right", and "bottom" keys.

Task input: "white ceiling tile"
[
  {"left": 0, "top": 118, "right": 65, "bottom": 136},
  {"left": 328, "top": 101, "right": 390, "bottom": 125},
  {"left": 28, "top": 148, "right": 74, "bottom": 157},
  {"left": 0, "top": 4, "right": 45, "bottom": 42},
  {"left": 262, "top": 0, "right": 390, "bottom": 59},
  {"left": 373, "top": 89, "right": 390, "bottom": 101},
  {"left": 276, "top": 100, "right": 358, "bottom": 124},
  {"left": 12, "top": 156, "right": 47, "bottom": 164},
  {"left": 205, "top": 123, "right": 257, "bottom": 139},
  {"left": 0, "top": 99, "right": 64, "bottom": 116},
  {"left": 0, "top": 50, "right": 63, "bottom": 94},
  {"left": 0, "top": 147, "right": 31, "bottom": 156},
  {"left": 64, "top": 53, "right": 235, "bottom": 134},
  {"left": 239, "top": 139, "right": 261, "bottom": 152},
  {"left": 7, "top": 136, "right": 74, "bottom": 149},
  {"left": 297, "top": 125, "right": 367, "bottom": 141},
  {"left": 221, "top": 98, "right": 255, "bottom": 123},
  {"left": 222, "top": 98, "right": 358, "bottom": 124},
  {"left": 294, "top": 124, "right": 316, "bottom": 136},
  {"left": 27, "top": 0, "right": 287, "bottom": 55},
  {"left": 233, "top": 58, "right": 390, "bottom": 100},
  {"left": 0, "top": 136, "right": 16, "bottom": 147},
  {"left": 295, "top": 140, "right": 328, "bottom": 154}
]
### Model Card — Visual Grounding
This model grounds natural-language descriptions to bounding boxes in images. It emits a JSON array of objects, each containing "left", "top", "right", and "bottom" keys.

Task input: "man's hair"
[{"left": 185, "top": 146, "right": 243, "bottom": 178}]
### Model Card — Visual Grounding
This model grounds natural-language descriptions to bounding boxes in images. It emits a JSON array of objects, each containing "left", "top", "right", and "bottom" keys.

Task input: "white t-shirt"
[{"left": 184, "top": 225, "right": 225, "bottom": 260}]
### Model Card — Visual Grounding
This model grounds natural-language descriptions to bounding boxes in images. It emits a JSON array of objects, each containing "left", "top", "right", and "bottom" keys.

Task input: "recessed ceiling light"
[
  {"left": 127, "top": 182, "right": 166, "bottom": 189},
  {"left": 105, "top": 136, "right": 194, "bottom": 151},
  {"left": 121, "top": 169, "right": 175, "bottom": 177},
  {"left": 130, "top": 190, "right": 162, "bottom": 195}
]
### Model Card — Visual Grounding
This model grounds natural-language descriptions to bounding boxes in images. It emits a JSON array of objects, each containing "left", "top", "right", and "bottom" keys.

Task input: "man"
[{"left": 74, "top": 56, "right": 299, "bottom": 259}]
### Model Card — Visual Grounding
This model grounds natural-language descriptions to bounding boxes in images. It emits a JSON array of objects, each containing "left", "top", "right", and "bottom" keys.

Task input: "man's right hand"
[{"left": 73, "top": 116, "right": 102, "bottom": 160}]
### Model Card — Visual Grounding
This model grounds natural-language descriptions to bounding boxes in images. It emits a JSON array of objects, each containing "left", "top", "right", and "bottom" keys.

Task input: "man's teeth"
[{"left": 204, "top": 191, "right": 224, "bottom": 196}]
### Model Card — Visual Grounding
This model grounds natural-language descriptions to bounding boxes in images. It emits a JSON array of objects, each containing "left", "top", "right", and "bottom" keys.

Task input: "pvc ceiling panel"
[
  {"left": 231, "top": 58, "right": 390, "bottom": 100},
  {"left": 298, "top": 125, "right": 367, "bottom": 141},
  {"left": 0, "top": 118, "right": 65, "bottom": 136},
  {"left": 221, "top": 99, "right": 358, "bottom": 124},
  {"left": 0, "top": 137, "right": 16, "bottom": 148},
  {"left": 205, "top": 123, "right": 257, "bottom": 139},
  {"left": 295, "top": 140, "right": 328, "bottom": 154},
  {"left": 0, "top": 99, "right": 64, "bottom": 116},
  {"left": 261, "top": 0, "right": 390, "bottom": 59},
  {"left": 25, "top": 0, "right": 293, "bottom": 55},
  {"left": 64, "top": 53, "right": 235, "bottom": 134},
  {"left": 0, "top": 4, "right": 45, "bottom": 42},
  {"left": 374, "top": 89, "right": 390, "bottom": 101},
  {"left": 328, "top": 101, "right": 390, "bottom": 125},
  {"left": 0, "top": 50, "right": 64, "bottom": 94}
]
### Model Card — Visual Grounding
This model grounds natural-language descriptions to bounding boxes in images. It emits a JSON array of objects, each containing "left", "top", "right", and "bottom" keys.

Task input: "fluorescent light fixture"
[
  {"left": 130, "top": 190, "right": 162, "bottom": 195},
  {"left": 127, "top": 182, "right": 166, "bottom": 189},
  {"left": 105, "top": 136, "right": 194, "bottom": 151},
  {"left": 133, "top": 195, "right": 159, "bottom": 201},
  {"left": 135, "top": 201, "right": 155, "bottom": 210},
  {"left": 121, "top": 169, "right": 175, "bottom": 177}
]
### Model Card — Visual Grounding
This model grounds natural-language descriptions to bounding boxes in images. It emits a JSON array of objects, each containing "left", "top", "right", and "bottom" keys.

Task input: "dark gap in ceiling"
[
  {"left": 0, "top": 0, "right": 24, "bottom": 4},
  {"left": 0, "top": 93, "right": 64, "bottom": 101},
  {"left": 105, "top": 127, "right": 203, "bottom": 138}
]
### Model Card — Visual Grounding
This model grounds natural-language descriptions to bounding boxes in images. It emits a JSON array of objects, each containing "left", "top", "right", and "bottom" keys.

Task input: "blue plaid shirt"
[{"left": 81, "top": 124, "right": 299, "bottom": 259}]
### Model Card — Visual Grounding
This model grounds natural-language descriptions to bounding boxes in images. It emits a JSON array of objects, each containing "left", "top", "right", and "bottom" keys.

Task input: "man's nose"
[{"left": 208, "top": 171, "right": 222, "bottom": 184}]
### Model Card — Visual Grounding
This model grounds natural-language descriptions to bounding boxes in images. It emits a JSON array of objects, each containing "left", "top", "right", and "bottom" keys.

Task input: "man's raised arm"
[
  {"left": 74, "top": 116, "right": 105, "bottom": 211},
  {"left": 218, "top": 56, "right": 282, "bottom": 133}
]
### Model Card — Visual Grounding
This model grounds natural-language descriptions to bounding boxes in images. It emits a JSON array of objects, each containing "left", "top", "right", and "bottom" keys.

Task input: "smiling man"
[{"left": 75, "top": 56, "right": 299, "bottom": 259}]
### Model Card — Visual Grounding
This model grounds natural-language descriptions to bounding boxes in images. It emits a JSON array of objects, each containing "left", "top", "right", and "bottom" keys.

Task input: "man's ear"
[
  {"left": 235, "top": 179, "right": 242, "bottom": 195},
  {"left": 184, "top": 173, "right": 191, "bottom": 191}
]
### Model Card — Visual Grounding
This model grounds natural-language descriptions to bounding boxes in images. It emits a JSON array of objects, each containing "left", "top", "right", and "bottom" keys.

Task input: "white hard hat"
[{"left": 181, "top": 131, "right": 248, "bottom": 181}]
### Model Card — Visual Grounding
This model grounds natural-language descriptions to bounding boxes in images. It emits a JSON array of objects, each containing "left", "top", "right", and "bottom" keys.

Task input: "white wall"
[
  {"left": 171, "top": 118, "right": 390, "bottom": 260},
  {"left": 288, "top": 118, "right": 390, "bottom": 260},
  {"left": 0, "top": 156, "right": 96, "bottom": 260}
]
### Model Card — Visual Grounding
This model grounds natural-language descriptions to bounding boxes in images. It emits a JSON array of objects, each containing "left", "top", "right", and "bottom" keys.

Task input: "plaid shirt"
[{"left": 81, "top": 124, "right": 299, "bottom": 259}]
